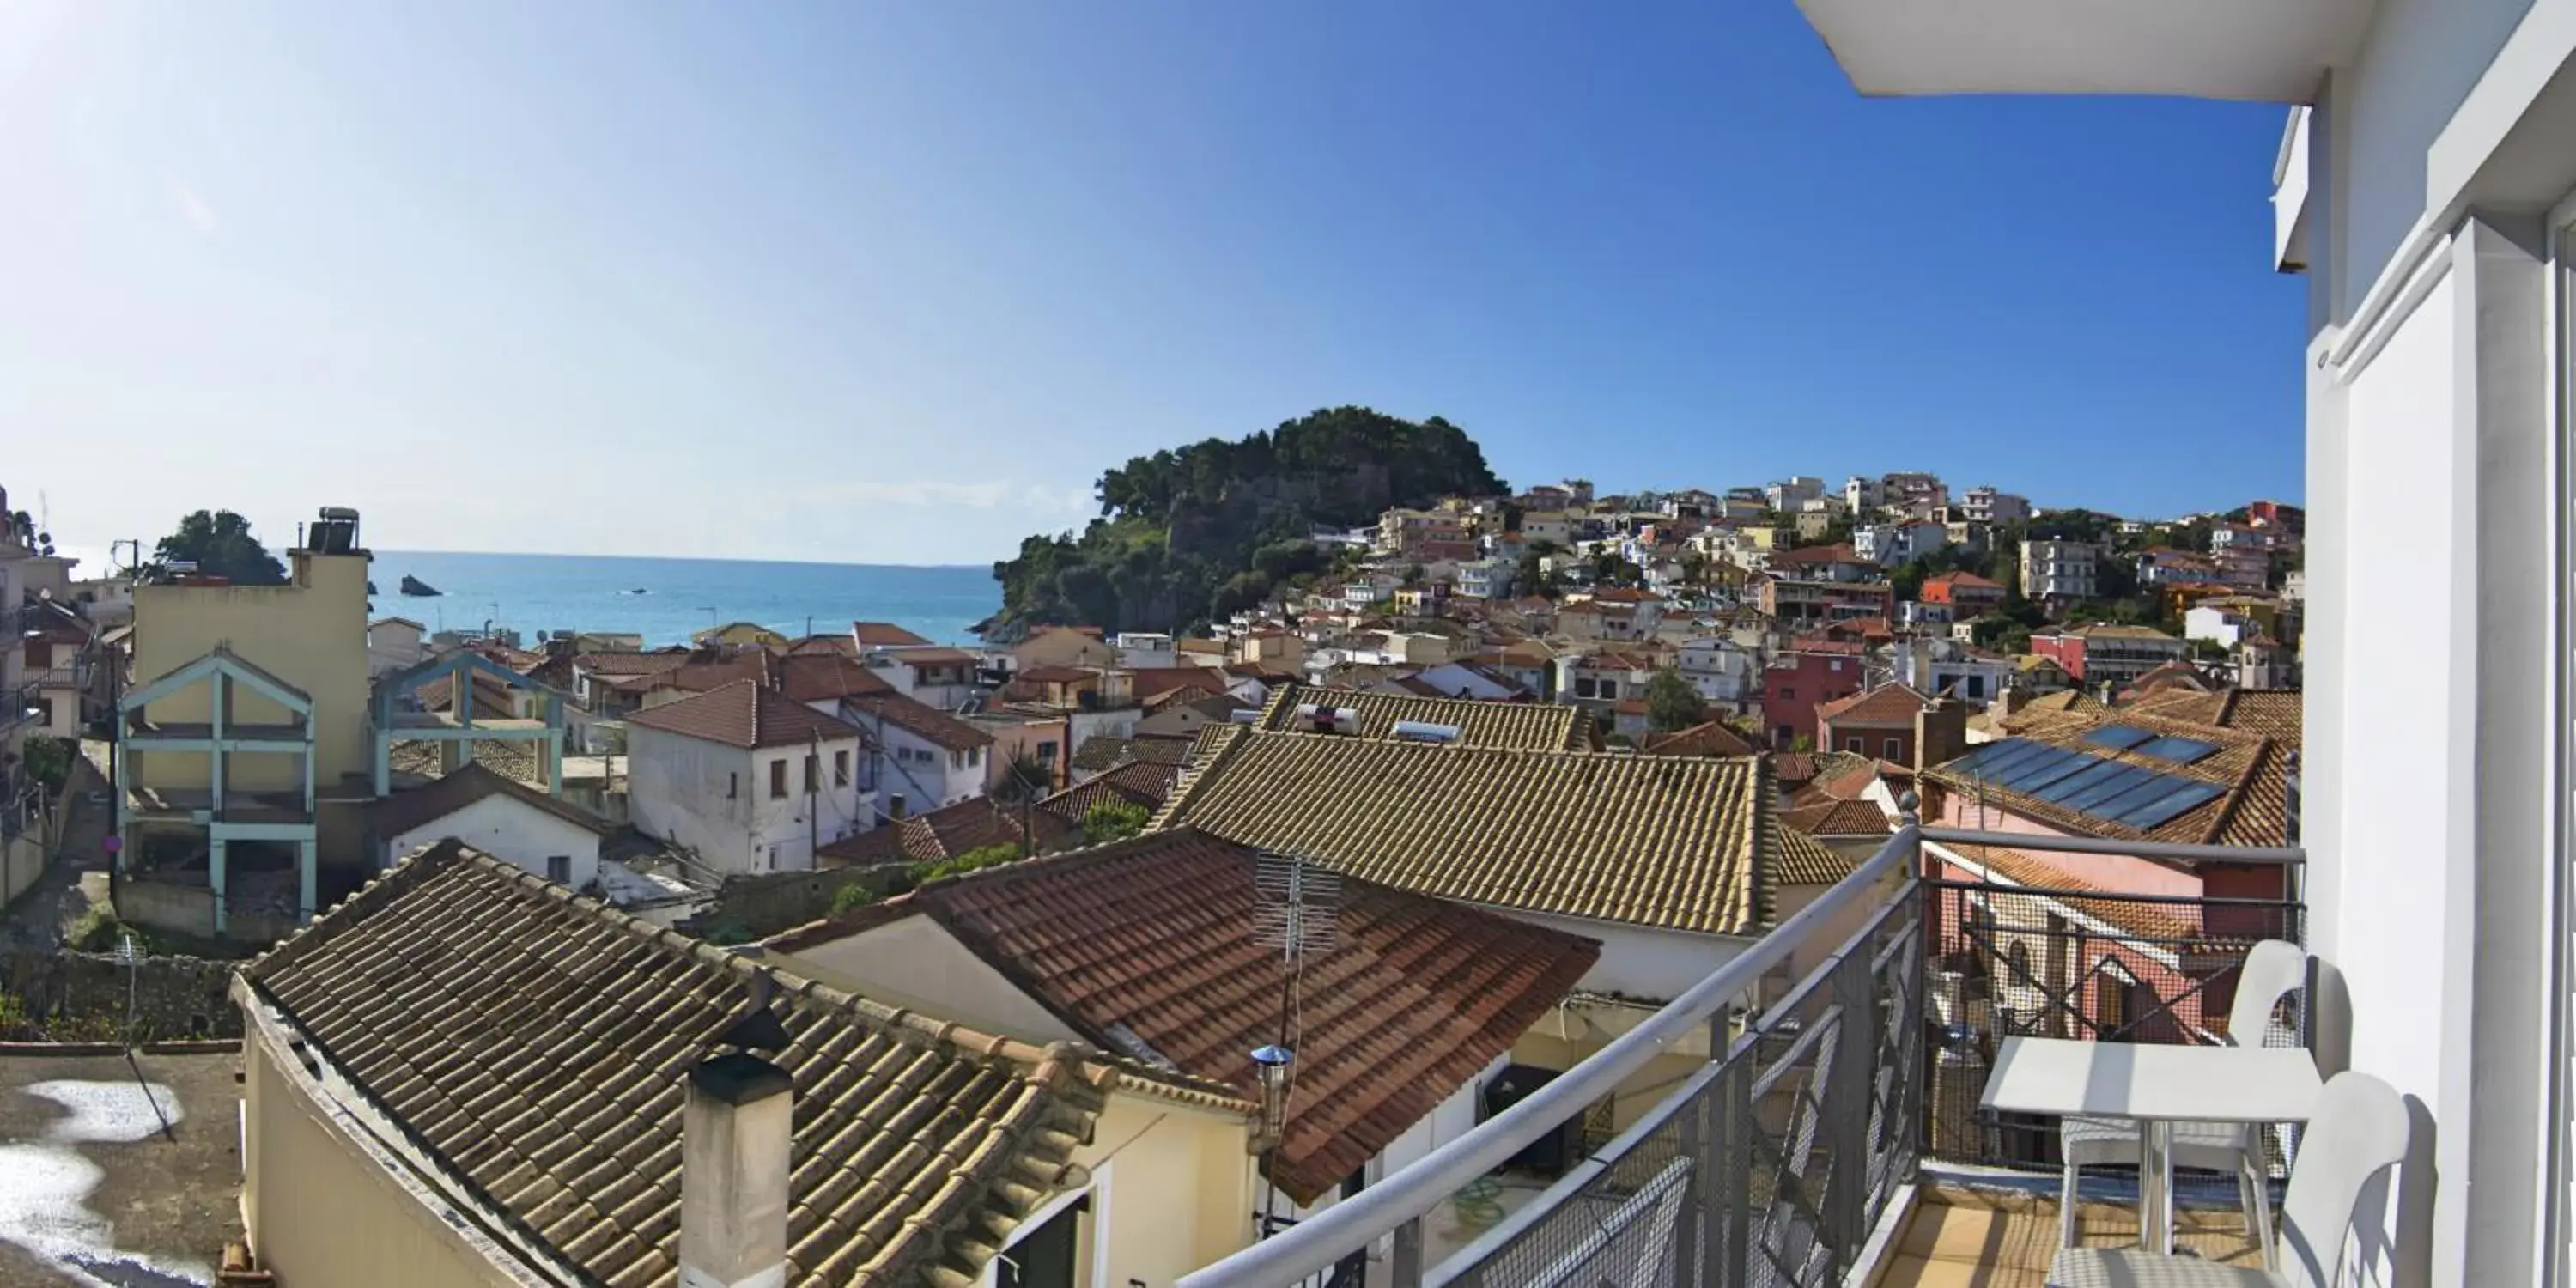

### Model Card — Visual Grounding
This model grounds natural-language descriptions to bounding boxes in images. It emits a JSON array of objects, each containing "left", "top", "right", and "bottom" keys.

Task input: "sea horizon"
[{"left": 359, "top": 549, "right": 1002, "bottom": 649}]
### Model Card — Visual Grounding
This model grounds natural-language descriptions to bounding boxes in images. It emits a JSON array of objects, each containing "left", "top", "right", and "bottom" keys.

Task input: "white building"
[
  {"left": 1113, "top": 633, "right": 1176, "bottom": 669},
  {"left": 1674, "top": 636, "right": 1758, "bottom": 708},
  {"left": 1854, "top": 519, "right": 1950, "bottom": 567},
  {"left": 1789, "top": 3, "right": 2576, "bottom": 1277},
  {"left": 1765, "top": 476, "right": 1826, "bottom": 512},
  {"left": 2184, "top": 600, "right": 2267, "bottom": 651},
  {"left": 366, "top": 617, "right": 428, "bottom": 677},
  {"left": 2017, "top": 538, "right": 2100, "bottom": 601},
  {"left": 1959, "top": 485, "right": 2031, "bottom": 526},
  {"left": 836, "top": 691, "right": 993, "bottom": 822},
  {"left": 623, "top": 678, "right": 868, "bottom": 875},
  {"left": 1843, "top": 474, "right": 1883, "bottom": 515},
  {"left": 370, "top": 763, "right": 608, "bottom": 889}
]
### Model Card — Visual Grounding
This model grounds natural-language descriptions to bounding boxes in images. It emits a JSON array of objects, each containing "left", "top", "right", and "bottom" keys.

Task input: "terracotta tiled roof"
[
  {"left": 369, "top": 764, "right": 608, "bottom": 841},
  {"left": 1772, "top": 823, "right": 1862, "bottom": 886},
  {"left": 1068, "top": 736, "right": 1198, "bottom": 774},
  {"left": 1929, "top": 842, "right": 2196, "bottom": 941},
  {"left": 820, "top": 798, "right": 1075, "bottom": 868},
  {"left": 1815, "top": 683, "right": 1934, "bottom": 727},
  {"left": 244, "top": 841, "right": 1109, "bottom": 1288},
  {"left": 771, "top": 829, "right": 1596, "bottom": 1205},
  {"left": 852, "top": 621, "right": 933, "bottom": 647},
  {"left": 627, "top": 680, "right": 863, "bottom": 750},
  {"left": 1016, "top": 665, "right": 1096, "bottom": 684},
  {"left": 1127, "top": 668, "right": 1227, "bottom": 702},
  {"left": 774, "top": 653, "right": 896, "bottom": 702},
  {"left": 839, "top": 692, "right": 993, "bottom": 753},
  {"left": 775, "top": 634, "right": 859, "bottom": 657},
  {"left": 1044, "top": 761, "right": 1182, "bottom": 818},
  {"left": 575, "top": 649, "right": 693, "bottom": 676},
  {"left": 1643, "top": 721, "right": 1759, "bottom": 758},
  {"left": 1781, "top": 796, "right": 1893, "bottom": 838},
  {"left": 1924, "top": 571, "right": 2002, "bottom": 591},
  {"left": 1255, "top": 683, "right": 1590, "bottom": 751},
  {"left": 1152, "top": 727, "right": 1770, "bottom": 933},
  {"left": 412, "top": 671, "right": 517, "bottom": 720},
  {"left": 884, "top": 647, "right": 977, "bottom": 668}
]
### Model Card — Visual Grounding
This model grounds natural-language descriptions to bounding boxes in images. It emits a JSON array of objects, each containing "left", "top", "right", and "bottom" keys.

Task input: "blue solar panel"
[
  {"left": 2107, "top": 781, "right": 2222, "bottom": 830},
  {"left": 1996, "top": 749, "right": 2088, "bottom": 793},
  {"left": 2060, "top": 763, "right": 2163, "bottom": 812},
  {"left": 2135, "top": 736, "right": 2221, "bottom": 765},
  {"left": 1946, "top": 739, "right": 2027, "bottom": 775},
  {"left": 2081, "top": 725, "right": 2155, "bottom": 751},
  {"left": 2082, "top": 773, "right": 2192, "bottom": 819},
  {"left": 2032, "top": 756, "right": 2129, "bottom": 804},
  {"left": 2018, "top": 753, "right": 2103, "bottom": 794},
  {"left": 1966, "top": 740, "right": 2057, "bottom": 781}
]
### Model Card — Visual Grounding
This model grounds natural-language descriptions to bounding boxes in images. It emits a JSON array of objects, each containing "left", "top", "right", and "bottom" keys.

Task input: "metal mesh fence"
[
  {"left": 1919, "top": 875, "right": 2303, "bottom": 1176},
  {"left": 1438, "top": 882, "right": 1923, "bottom": 1288}
]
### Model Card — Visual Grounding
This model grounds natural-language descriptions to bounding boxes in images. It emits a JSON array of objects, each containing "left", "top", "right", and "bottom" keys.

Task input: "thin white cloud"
[{"left": 166, "top": 177, "right": 217, "bottom": 234}]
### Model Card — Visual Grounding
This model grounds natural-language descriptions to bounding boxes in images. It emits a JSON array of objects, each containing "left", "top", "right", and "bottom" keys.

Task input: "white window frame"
[{"left": 2546, "top": 187, "right": 2576, "bottom": 1288}]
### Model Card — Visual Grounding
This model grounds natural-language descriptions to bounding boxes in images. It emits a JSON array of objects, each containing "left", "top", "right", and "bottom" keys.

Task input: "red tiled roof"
[
  {"left": 1780, "top": 796, "right": 1891, "bottom": 837},
  {"left": 884, "top": 647, "right": 978, "bottom": 668},
  {"left": 773, "top": 653, "right": 896, "bottom": 702},
  {"left": 839, "top": 691, "right": 993, "bottom": 753},
  {"left": 1017, "top": 665, "right": 1096, "bottom": 684},
  {"left": 574, "top": 649, "right": 692, "bottom": 676},
  {"left": 818, "top": 797, "right": 1075, "bottom": 868},
  {"left": 1815, "top": 683, "right": 1933, "bottom": 726},
  {"left": 626, "top": 679, "right": 862, "bottom": 750},
  {"left": 1642, "top": 720, "right": 1758, "bottom": 758},
  {"left": 1128, "top": 668, "right": 1227, "bottom": 702},
  {"left": 369, "top": 763, "right": 609, "bottom": 841},
  {"left": 775, "top": 828, "right": 1598, "bottom": 1206},
  {"left": 852, "top": 621, "right": 933, "bottom": 647}
]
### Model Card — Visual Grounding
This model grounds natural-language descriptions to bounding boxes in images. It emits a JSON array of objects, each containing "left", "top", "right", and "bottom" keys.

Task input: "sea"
[{"left": 365, "top": 550, "right": 1001, "bottom": 648}]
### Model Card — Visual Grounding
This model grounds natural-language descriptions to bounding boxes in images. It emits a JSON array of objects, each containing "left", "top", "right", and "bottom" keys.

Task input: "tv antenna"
[{"left": 1247, "top": 850, "right": 1340, "bottom": 1236}]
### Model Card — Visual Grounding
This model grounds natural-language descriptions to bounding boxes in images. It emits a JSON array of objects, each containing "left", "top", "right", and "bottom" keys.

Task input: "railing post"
[
  {"left": 1674, "top": 1082, "right": 1708, "bottom": 1285},
  {"left": 1718, "top": 1055, "right": 1752, "bottom": 1286},
  {"left": 1829, "top": 948, "right": 1877, "bottom": 1270},
  {"left": 1390, "top": 1216, "right": 1423, "bottom": 1288}
]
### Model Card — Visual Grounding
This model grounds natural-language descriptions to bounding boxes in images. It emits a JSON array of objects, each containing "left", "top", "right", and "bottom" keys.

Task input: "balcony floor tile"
[{"left": 1874, "top": 1184, "right": 2267, "bottom": 1287}]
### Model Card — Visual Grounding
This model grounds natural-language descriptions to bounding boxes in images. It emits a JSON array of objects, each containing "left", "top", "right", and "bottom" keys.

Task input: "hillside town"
[{"left": 0, "top": 468, "right": 2309, "bottom": 1287}]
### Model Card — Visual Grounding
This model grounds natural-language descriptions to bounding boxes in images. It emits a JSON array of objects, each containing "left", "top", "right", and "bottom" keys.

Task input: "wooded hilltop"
[{"left": 987, "top": 406, "right": 1505, "bottom": 636}]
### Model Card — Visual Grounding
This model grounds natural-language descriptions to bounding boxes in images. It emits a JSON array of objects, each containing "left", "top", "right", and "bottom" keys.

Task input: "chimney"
[
  {"left": 1914, "top": 698, "right": 1966, "bottom": 777},
  {"left": 682, "top": 1052, "right": 793, "bottom": 1288}
]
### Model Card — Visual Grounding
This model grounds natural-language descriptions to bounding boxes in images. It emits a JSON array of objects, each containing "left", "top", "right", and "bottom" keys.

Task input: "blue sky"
[{"left": 0, "top": 1, "right": 2303, "bottom": 567}]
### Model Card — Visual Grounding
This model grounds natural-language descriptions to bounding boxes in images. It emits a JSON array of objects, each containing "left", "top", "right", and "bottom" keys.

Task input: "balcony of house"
[{"left": 1180, "top": 816, "right": 2324, "bottom": 1288}]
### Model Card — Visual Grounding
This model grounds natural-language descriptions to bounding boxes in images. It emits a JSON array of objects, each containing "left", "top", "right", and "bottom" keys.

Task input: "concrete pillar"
[
  {"left": 547, "top": 728, "right": 564, "bottom": 798},
  {"left": 209, "top": 835, "right": 228, "bottom": 936},
  {"left": 681, "top": 1053, "right": 793, "bottom": 1288},
  {"left": 299, "top": 838, "right": 318, "bottom": 923},
  {"left": 210, "top": 674, "right": 227, "bottom": 811},
  {"left": 373, "top": 733, "right": 390, "bottom": 797}
]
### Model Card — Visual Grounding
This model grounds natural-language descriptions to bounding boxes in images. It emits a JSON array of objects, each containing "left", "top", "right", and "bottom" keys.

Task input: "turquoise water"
[{"left": 367, "top": 550, "right": 999, "bottom": 647}]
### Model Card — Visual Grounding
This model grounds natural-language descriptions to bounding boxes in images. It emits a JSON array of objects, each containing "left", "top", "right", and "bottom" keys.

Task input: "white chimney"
[{"left": 681, "top": 1052, "right": 793, "bottom": 1288}]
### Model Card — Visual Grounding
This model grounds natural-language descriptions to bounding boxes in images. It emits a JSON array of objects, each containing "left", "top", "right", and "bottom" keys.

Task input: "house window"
[
  {"left": 769, "top": 759, "right": 788, "bottom": 799},
  {"left": 728, "top": 772, "right": 738, "bottom": 799},
  {"left": 969, "top": 747, "right": 981, "bottom": 767},
  {"left": 1884, "top": 737, "right": 1903, "bottom": 761},
  {"left": 1844, "top": 737, "right": 1863, "bottom": 753},
  {"left": 834, "top": 750, "right": 850, "bottom": 786},
  {"left": 546, "top": 855, "right": 571, "bottom": 884},
  {"left": 1575, "top": 677, "right": 1597, "bottom": 698},
  {"left": 1037, "top": 741, "right": 1058, "bottom": 764},
  {"left": 803, "top": 754, "right": 818, "bottom": 793},
  {"left": 1779, "top": 686, "right": 1795, "bottom": 700},
  {"left": 890, "top": 793, "right": 907, "bottom": 819}
]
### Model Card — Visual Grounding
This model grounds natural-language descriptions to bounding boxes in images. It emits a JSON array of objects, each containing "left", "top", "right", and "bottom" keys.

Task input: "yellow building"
[
  {"left": 118, "top": 509, "right": 372, "bottom": 931},
  {"left": 691, "top": 620, "right": 787, "bottom": 647}
]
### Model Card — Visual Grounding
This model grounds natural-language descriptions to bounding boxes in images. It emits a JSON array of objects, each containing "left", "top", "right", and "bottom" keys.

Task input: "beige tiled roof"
[
  {"left": 1772, "top": 823, "right": 1862, "bottom": 886},
  {"left": 840, "top": 691, "right": 993, "bottom": 753},
  {"left": 1816, "top": 682, "right": 1934, "bottom": 727},
  {"left": 244, "top": 842, "right": 1109, "bottom": 1288},
  {"left": 1781, "top": 796, "right": 1893, "bottom": 838},
  {"left": 1255, "top": 683, "right": 1590, "bottom": 751},
  {"left": 1152, "top": 727, "right": 1770, "bottom": 933}
]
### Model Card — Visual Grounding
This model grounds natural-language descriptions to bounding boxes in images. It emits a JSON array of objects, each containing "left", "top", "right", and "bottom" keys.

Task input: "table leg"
[{"left": 2138, "top": 1120, "right": 2173, "bottom": 1254}]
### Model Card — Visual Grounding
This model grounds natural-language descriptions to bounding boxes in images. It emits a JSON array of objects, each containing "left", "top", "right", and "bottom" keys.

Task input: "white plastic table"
[{"left": 1981, "top": 1036, "right": 2323, "bottom": 1252}]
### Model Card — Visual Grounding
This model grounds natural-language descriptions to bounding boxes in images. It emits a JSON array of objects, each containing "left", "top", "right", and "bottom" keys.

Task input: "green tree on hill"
[
  {"left": 153, "top": 510, "right": 287, "bottom": 585},
  {"left": 990, "top": 407, "right": 1506, "bottom": 635},
  {"left": 1645, "top": 669, "right": 1704, "bottom": 733}
]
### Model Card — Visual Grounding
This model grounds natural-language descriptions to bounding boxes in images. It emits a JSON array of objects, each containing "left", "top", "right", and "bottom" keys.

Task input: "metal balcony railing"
[
  {"left": 1179, "top": 817, "right": 2306, "bottom": 1288},
  {"left": 0, "top": 680, "right": 41, "bottom": 736}
]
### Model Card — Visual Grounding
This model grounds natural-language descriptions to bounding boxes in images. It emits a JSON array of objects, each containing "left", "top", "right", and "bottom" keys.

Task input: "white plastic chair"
[
  {"left": 2058, "top": 939, "right": 2311, "bottom": 1262},
  {"left": 2047, "top": 1070, "right": 2409, "bottom": 1287}
]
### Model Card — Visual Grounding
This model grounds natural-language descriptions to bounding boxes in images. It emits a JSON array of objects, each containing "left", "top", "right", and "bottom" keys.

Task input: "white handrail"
[{"left": 1177, "top": 821, "right": 1923, "bottom": 1288}]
